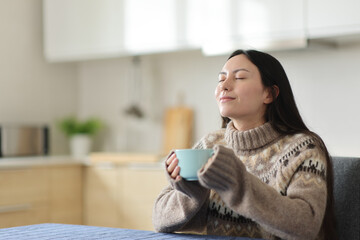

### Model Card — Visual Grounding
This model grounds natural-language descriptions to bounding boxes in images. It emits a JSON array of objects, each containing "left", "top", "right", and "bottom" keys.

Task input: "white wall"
[
  {"left": 78, "top": 55, "right": 164, "bottom": 153},
  {"left": 0, "top": 0, "right": 78, "bottom": 154},
  {"left": 273, "top": 44, "right": 360, "bottom": 157},
  {"left": 79, "top": 45, "right": 360, "bottom": 157}
]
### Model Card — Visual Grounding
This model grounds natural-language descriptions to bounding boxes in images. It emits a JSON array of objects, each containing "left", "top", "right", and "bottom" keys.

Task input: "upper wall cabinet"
[
  {"left": 43, "top": 0, "right": 201, "bottom": 61},
  {"left": 43, "top": 0, "right": 360, "bottom": 61},
  {"left": 43, "top": 0, "right": 307, "bottom": 61},
  {"left": 201, "top": 0, "right": 307, "bottom": 55},
  {"left": 43, "top": 0, "right": 125, "bottom": 61},
  {"left": 306, "top": 0, "right": 360, "bottom": 39},
  {"left": 120, "top": 0, "right": 203, "bottom": 54}
]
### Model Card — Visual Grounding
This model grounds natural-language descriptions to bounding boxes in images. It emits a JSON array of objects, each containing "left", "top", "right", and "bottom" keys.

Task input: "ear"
[{"left": 263, "top": 85, "right": 279, "bottom": 104}]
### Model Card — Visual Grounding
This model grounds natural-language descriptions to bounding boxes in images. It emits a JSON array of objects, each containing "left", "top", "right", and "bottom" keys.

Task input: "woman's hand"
[{"left": 166, "top": 152, "right": 181, "bottom": 181}]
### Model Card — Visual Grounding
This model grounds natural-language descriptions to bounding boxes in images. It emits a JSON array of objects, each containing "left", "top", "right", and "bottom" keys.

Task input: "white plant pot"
[{"left": 70, "top": 134, "right": 92, "bottom": 158}]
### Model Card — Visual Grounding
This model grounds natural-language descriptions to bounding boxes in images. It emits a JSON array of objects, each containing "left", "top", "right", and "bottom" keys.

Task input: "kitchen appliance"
[{"left": 0, "top": 124, "right": 49, "bottom": 157}]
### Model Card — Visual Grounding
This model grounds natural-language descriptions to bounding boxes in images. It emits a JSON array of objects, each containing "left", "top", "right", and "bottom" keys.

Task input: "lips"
[{"left": 219, "top": 96, "right": 235, "bottom": 103}]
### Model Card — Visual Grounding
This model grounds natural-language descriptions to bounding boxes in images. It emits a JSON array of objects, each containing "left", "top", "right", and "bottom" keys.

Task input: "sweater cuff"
[{"left": 198, "top": 145, "right": 246, "bottom": 192}]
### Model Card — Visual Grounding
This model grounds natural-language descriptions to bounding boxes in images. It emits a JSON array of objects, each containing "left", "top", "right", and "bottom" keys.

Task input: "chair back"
[{"left": 331, "top": 156, "right": 360, "bottom": 240}]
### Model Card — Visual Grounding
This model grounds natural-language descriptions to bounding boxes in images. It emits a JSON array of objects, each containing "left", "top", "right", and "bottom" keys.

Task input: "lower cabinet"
[
  {"left": 84, "top": 165, "right": 119, "bottom": 228},
  {"left": 48, "top": 166, "right": 83, "bottom": 224},
  {"left": 0, "top": 165, "right": 83, "bottom": 228},
  {"left": 0, "top": 168, "right": 49, "bottom": 228},
  {"left": 118, "top": 167, "right": 168, "bottom": 230},
  {"left": 0, "top": 161, "right": 166, "bottom": 230},
  {"left": 84, "top": 164, "right": 167, "bottom": 230}
]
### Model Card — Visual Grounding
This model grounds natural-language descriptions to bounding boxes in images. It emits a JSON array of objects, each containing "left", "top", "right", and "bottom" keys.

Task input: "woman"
[{"left": 152, "top": 50, "right": 337, "bottom": 240}]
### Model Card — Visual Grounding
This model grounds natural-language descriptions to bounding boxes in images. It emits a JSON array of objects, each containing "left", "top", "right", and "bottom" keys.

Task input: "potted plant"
[{"left": 58, "top": 116, "right": 102, "bottom": 158}]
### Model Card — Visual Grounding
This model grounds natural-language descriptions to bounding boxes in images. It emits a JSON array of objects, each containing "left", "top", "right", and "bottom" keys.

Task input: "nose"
[{"left": 220, "top": 77, "right": 232, "bottom": 91}]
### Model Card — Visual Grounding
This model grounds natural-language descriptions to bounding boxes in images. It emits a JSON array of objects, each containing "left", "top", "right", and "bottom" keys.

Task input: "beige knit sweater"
[{"left": 152, "top": 122, "right": 327, "bottom": 240}]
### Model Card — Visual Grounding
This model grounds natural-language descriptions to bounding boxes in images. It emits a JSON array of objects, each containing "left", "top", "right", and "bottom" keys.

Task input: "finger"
[
  {"left": 204, "top": 156, "right": 214, "bottom": 168},
  {"left": 175, "top": 175, "right": 181, "bottom": 181},
  {"left": 171, "top": 166, "right": 181, "bottom": 179},
  {"left": 167, "top": 157, "right": 178, "bottom": 173},
  {"left": 165, "top": 152, "right": 175, "bottom": 166}
]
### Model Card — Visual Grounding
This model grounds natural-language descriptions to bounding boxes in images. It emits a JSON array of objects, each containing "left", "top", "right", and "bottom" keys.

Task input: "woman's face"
[{"left": 215, "top": 54, "right": 272, "bottom": 130}]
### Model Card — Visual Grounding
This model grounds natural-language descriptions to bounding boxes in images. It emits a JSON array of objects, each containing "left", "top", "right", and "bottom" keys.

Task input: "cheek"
[
  {"left": 240, "top": 83, "right": 263, "bottom": 96},
  {"left": 235, "top": 85, "right": 264, "bottom": 105},
  {"left": 234, "top": 85, "right": 252, "bottom": 100},
  {"left": 214, "top": 86, "right": 221, "bottom": 99}
]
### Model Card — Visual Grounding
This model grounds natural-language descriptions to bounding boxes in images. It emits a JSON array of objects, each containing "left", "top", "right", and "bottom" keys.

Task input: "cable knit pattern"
[{"left": 153, "top": 122, "right": 327, "bottom": 240}]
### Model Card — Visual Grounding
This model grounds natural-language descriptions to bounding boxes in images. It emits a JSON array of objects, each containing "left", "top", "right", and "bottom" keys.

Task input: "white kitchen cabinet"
[
  {"left": 123, "top": 0, "right": 178, "bottom": 54},
  {"left": 43, "top": 0, "right": 199, "bottom": 61},
  {"left": 120, "top": 0, "right": 206, "bottom": 53},
  {"left": 202, "top": 0, "right": 307, "bottom": 55},
  {"left": 43, "top": 0, "right": 125, "bottom": 61},
  {"left": 306, "top": 0, "right": 360, "bottom": 38},
  {"left": 44, "top": 0, "right": 318, "bottom": 60}
]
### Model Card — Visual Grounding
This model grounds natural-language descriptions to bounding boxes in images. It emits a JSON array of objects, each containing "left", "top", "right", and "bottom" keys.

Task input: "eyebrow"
[{"left": 219, "top": 68, "right": 250, "bottom": 75}]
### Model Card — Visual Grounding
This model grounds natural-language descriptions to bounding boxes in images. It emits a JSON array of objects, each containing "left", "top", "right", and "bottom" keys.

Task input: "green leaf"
[{"left": 58, "top": 116, "right": 102, "bottom": 137}]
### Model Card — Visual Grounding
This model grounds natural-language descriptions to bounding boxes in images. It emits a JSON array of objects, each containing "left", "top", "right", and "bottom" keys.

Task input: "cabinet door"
[
  {"left": 118, "top": 167, "right": 167, "bottom": 231},
  {"left": 83, "top": 165, "right": 120, "bottom": 227},
  {"left": 0, "top": 168, "right": 49, "bottom": 228},
  {"left": 122, "top": 0, "right": 178, "bottom": 54},
  {"left": 49, "top": 165, "right": 83, "bottom": 224},
  {"left": 0, "top": 204, "right": 49, "bottom": 228},
  {"left": 43, "top": 0, "right": 125, "bottom": 61},
  {"left": 202, "top": 0, "right": 306, "bottom": 55},
  {"left": 44, "top": 0, "right": 205, "bottom": 61},
  {"left": 307, "top": 0, "right": 360, "bottom": 38}
]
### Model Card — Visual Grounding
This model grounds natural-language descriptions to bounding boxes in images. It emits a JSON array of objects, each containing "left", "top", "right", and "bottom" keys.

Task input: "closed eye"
[{"left": 218, "top": 75, "right": 226, "bottom": 82}]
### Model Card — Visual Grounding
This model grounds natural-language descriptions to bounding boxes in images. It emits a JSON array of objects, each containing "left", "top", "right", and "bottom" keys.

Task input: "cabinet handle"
[{"left": 0, "top": 203, "right": 32, "bottom": 213}]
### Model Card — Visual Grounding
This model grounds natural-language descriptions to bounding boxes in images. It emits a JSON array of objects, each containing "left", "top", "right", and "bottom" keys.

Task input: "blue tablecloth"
[{"left": 0, "top": 223, "right": 262, "bottom": 239}]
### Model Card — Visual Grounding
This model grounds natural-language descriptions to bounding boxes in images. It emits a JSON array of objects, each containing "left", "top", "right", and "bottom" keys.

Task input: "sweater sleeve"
[
  {"left": 198, "top": 144, "right": 327, "bottom": 240},
  {"left": 152, "top": 162, "right": 210, "bottom": 233}
]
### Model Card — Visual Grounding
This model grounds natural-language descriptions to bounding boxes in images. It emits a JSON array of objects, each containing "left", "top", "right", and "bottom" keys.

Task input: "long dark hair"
[{"left": 222, "top": 49, "right": 337, "bottom": 240}]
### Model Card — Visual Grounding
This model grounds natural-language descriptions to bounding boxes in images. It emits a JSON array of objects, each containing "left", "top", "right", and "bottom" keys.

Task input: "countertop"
[
  {"left": 88, "top": 152, "right": 165, "bottom": 169},
  {"left": 89, "top": 152, "right": 164, "bottom": 163},
  {"left": 0, "top": 155, "right": 86, "bottom": 169},
  {"left": 0, "top": 152, "right": 165, "bottom": 170}
]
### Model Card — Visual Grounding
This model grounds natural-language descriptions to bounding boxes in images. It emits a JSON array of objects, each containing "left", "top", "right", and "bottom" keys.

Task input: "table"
[{"left": 0, "top": 223, "right": 263, "bottom": 239}]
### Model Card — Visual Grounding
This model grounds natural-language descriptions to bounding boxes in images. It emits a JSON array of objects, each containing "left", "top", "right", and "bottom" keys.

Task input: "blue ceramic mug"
[{"left": 175, "top": 148, "right": 214, "bottom": 181}]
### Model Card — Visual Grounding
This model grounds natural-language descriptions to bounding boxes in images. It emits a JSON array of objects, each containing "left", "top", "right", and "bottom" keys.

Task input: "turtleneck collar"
[{"left": 224, "top": 121, "right": 281, "bottom": 151}]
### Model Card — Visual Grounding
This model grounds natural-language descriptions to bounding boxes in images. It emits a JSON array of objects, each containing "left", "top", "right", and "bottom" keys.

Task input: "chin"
[{"left": 219, "top": 112, "right": 233, "bottom": 119}]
